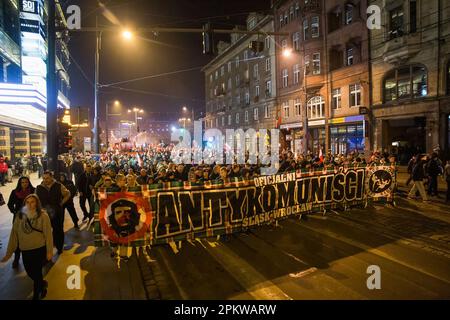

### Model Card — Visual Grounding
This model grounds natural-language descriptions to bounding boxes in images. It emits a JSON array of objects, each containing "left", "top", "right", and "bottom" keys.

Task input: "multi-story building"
[
  {"left": 0, "top": 0, "right": 70, "bottom": 159},
  {"left": 203, "top": 13, "right": 277, "bottom": 134},
  {"left": 273, "top": 0, "right": 369, "bottom": 156},
  {"left": 369, "top": 0, "right": 450, "bottom": 162}
]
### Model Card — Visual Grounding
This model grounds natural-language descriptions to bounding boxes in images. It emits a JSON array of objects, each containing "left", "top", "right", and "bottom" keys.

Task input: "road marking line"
[
  {"left": 202, "top": 241, "right": 292, "bottom": 300},
  {"left": 291, "top": 220, "right": 450, "bottom": 285},
  {"left": 289, "top": 267, "right": 318, "bottom": 278}
]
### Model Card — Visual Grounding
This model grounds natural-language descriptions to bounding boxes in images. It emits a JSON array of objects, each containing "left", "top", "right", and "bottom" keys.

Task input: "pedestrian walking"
[
  {"left": 76, "top": 163, "right": 91, "bottom": 221},
  {"left": 408, "top": 155, "right": 429, "bottom": 202},
  {"left": 59, "top": 173, "right": 80, "bottom": 229},
  {"left": 35, "top": 171, "right": 70, "bottom": 254},
  {"left": 7, "top": 176, "right": 36, "bottom": 268},
  {"left": 426, "top": 152, "right": 443, "bottom": 197},
  {"left": 0, "top": 156, "right": 8, "bottom": 186},
  {"left": 1, "top": 194, "right": 53, "bottom": 300}
]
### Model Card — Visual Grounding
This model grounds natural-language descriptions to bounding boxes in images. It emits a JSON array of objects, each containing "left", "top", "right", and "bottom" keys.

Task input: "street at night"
[{"left": 0, "top": 0, "right": 450, "bottom": 314}]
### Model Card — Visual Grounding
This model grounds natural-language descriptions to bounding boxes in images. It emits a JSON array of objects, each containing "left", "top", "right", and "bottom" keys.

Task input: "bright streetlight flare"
[
  {"left": 282, "top": 48, "right": 292, "bottom": 58},
  {"left": 122, "top": 30, "right": 133, "bottom": 40}
]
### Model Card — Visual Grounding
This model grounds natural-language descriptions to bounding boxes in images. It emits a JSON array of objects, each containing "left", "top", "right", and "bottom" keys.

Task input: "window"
[
  {"left": 255, "top": 85, "right": 260, "bottom": 97},
  {"left": 295, "top": 2, "right": 300, "bottom": 17},
  {"left": 236, "top": 94, "right": 241, "bottom": 105},
  {"left": 228, "top": 115, "right": 232, "bottom": 125},
  {"left": 280, "top": 14, "right": 284, "bottom": 28},
  {"left": 307, "top": 96, "right": 324, "bottom": 119},
  {"left": 303, "top": 19, "right": 309, "bottom": 40},
  {"left": 282, "top": 69, "right": 289, "bottom": 87},
  {"left": 266, "top": 80, "right": 272, "bottom": 96},
  {"left": 236, "top": 112, "right": 240, "bottom": 123},
  {"left": 281, "top": 39, "right": 288, "bottom": 49},
  {"left": 345, "top": 4, "right": 353, "bottom": 25},
  {"left": 222, "top": 117, "right": 225, "bottom": 126},
  {"left": 290, "top": 6, "right": 295, "bottom": 21},
  {"left": 228, "top": 62, "right": 232, "bottom": 73},
  {"left": 293, "top": 64, "right": 300, "bottom": 84},
  {"left": 311, "top": 16, "right": 319, "bottom": 38},
  {"left": 228, "top": 78, "right": 232, "bottom": 90},
  {"left": 410, "top": 0, "right": 417, "bottom": 33},
  {"left": 389, "top": 6, "right": 404, "bottom": 39},
  {"left": 305, "top": 55, "right": 310, "bottom": 74},
  {"left": 265, "top": 36, "right": 271, "bottom": 49},
  {"left": 283, "top": 102, "right": 290, "bottom": 118},
  {"left": 265, "top": 57, "right": 271, "bottom": 72},
  {"left": 312, "top": 53, "right": 320, "bottom": 75},
  {"left": 332, "top": 88, "right": 341, "bottom": 109},
  {"left": 248, "top": 18, "right": 256, "bottom": 30},
  {"left": 209, "top": 74, "right": 213, "bottom": 83},
  {"left": 265, "top": 105, "right": 270, "bottom": 118},
  {"left": 245, "top": 91, "right": 250, "bottom": 105},
  {"left": 221, "top": 66, "right": 225, "bottom": 76},
  {"left": 243, "top": 50, "right": 248, "bottom": 61},
  {"left": 253, "top": 64, "right": 259, "bottom": 78},
  {"left": 245, "top": 110, "right": 249, "bottom": 122},
  {"left": 284, "top": 12, "right": 288, "bottom": 25},
  {"left": 294, "top": 98, "right": 301, "bottom": 116},
  {"left": 293, "top": 32, "right": 300, "bottom": 51},
  {"left": 236, "top": 74, "right": 240, "bottom": 86},
  {"left": 347, "top": 47, "right": 354, "bottom": 66},
  {"left": 254, "top": 108, "right": 259, "bottom": 121},
  {"left": 349, "top": 84, "right": 361, "bottom": 107},
  {"left": 383, "top": 65, "right": 428, "bottom": 102},
  {"left": 215, "top": 70, "right": 218, "bottom": 79},
  {"left": 216, "top": 118, "right": 219, "bottom": 127}
]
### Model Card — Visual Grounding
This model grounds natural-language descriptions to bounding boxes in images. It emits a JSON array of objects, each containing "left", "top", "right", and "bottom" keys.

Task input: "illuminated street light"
[
  {"left": 282, "top": 48, "right": 292, "bottom": 58},
  {"left": 122, "top": 30, "right": 133, "bottom": 40}
]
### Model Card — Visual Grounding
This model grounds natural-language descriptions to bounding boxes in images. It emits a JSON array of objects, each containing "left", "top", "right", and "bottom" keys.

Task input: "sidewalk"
[{"left": 0, "top": 173, "right": 146, "bottom": 300}]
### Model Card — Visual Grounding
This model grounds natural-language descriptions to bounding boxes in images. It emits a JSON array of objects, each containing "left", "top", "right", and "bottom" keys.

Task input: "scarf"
[{"left": 15, "top": 187, "right": 33, "bottom": 200}]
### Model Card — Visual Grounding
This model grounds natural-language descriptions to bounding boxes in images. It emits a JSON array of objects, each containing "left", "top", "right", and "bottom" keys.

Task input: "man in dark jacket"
[
  {"left": 408, "top": 156, "right": 429, "bottom": 202},
  {"left": 71, "top": 156, "right": 85, "bottom": 186},
  {"left": 427, "top": 152, "right": 442, "bottom": 197},
  {"left": 136, "top": 169, "right": 150, "bottom": 185},
  {"left": 59, "top": 173, "right": 79, "bottom": 229},
  {"left": 36, "top": 171, "right": 71, "bottom": 254},
  {"left": 76, "top": 163, "right": 91, "bottom": 221}
]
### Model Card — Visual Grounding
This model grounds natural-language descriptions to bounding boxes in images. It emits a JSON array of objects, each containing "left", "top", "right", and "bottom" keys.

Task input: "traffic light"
[
  {"left": 57, "top": 121, "right": 72, "bottom": 154},
  {"left": 202, "top": 23, "right": 214, "bottom": 55}
]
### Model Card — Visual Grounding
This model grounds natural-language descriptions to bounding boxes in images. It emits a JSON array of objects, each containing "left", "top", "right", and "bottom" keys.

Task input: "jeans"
[
  {"left": 79, "top": 194, "right": 90, "bottom": 218},
  {"left": 0, "top": 172, "right": 5, "bottom": 185},
  {"left": 64, "top": 200, "right": 79, "bottom": 226},
  {"left": 428, "top": 175, "right": 438, "bottom": 196},
  {"left": 50, "top": 209, "right": 65, "bottom": 252},
  {"left": 22, "top": 246, "right": 47, "bottom": 299},
  {"left": 409, "top": 180, "right": 428, "bottom": 201}
]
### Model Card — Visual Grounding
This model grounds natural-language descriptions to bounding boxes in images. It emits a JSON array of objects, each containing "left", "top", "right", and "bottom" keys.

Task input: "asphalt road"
[{"left": 144, "top": 197, "right": 450, "bottom": 300}]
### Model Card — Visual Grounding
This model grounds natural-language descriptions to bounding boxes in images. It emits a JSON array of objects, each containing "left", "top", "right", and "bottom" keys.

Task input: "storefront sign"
[
  {"left": 329, "top": 115, "right": 365, "bottom": 124},
  {"left": 94, "top": 165, "right": 396, "bottom": 248},
  {"left": 280, "top": 122, "right": 303, "bottom": 130},
  {"left": 308, "top": 119, "right": 325, "bottom": 127}
]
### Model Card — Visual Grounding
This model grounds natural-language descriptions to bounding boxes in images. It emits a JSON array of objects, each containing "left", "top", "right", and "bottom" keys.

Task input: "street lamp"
[
  {"left": 93, "top": 18, "right": 134, "bottom": 153},
  {"left": 128, "top": 107, "right": 144, "bottom": 133},
  {"left": 105, "top": 100, "right": 122, "bottom": 149}
]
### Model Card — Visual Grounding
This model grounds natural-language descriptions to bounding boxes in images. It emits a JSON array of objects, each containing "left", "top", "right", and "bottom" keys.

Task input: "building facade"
[
  {"left": 273, "top": 0, "right": 369, "bottom": 156},
  {"left": 0, "top": 0, "right": 70, "bottom": 159},
  {"left": 369, "top": 0, "right": 450, "bottom": 162},
  {"left": 203, "top": 13, "right": 277, "bottom": 135}
]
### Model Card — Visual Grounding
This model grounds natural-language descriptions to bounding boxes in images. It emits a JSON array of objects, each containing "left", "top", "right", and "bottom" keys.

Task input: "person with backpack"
[
  {"left": 444, "top": 160, "right": 450, "bottom": 203},
  {"left": 408, "top": 155, "right": 429, "bottom": 202},
  {"left": 1, "top": 194, "right": 53, "bottom": 300},
  {"left": 427, "top": 152, "right": 443, "bottom": 197}
]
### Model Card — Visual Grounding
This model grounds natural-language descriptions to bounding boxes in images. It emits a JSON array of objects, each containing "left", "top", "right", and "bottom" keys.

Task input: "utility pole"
[
  {"left": 46, "top": 0, "right": 57, "bottom": 173},
  {"left": 93, "top": 16, "right": 101, "bottom": 154}
]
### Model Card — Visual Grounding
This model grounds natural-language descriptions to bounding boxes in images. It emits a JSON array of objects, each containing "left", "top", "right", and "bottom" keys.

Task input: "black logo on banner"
[{"left": 368, "top": 170, "right": 392, "bottom": 194}]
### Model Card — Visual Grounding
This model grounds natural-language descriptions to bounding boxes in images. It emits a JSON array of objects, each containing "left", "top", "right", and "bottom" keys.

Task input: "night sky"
[{"left": 66, "top": 0, "right": 271, "bottom": 124}]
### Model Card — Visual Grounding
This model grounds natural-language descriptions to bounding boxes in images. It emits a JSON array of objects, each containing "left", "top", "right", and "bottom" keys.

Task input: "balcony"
[{"left": 382, "top": 33, "right": 421, "bottom": 65}]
